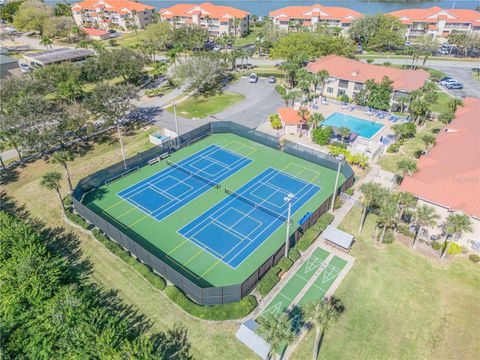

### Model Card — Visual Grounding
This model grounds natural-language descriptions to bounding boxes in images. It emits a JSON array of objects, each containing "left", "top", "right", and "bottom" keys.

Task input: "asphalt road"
[{"left": 433, "top": 65, "right": 480, "bottom": 98}]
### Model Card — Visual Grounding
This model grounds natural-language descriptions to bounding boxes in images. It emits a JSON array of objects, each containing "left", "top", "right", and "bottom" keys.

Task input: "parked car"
[
  {"left": 445, "top": 82, "right": 463, "bottom": 89},
  {"left": 440, "top": 78, "right": 457, "bottom": 85},
  {"left": 19, "top": 63, "right": 30, "bottom": 73},
  {"left": 268, "top": 75, "right": 276, "bottom": 83},
  {"left": 249, "top": 73, "right": 258, "bottom": 83}
]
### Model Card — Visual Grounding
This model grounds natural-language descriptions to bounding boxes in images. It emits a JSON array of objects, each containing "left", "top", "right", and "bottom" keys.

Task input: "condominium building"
[
  {"left": 268, "top": 4, "right": 361, "bottom": 33},
  {"left": 400, "top": 97, "right": 480, "bottom": 252},
  {"left": 158, "top": 2, "right": 249, "bottom": 37},
  {"left": 306, "top": 55, "right": 429, "bottom": 105},
  {"left": 388, "top": 6, "right": 480, "bottom": 40},
  {"left": 71, "top": 0, "right": 155, "bottom": 31}
]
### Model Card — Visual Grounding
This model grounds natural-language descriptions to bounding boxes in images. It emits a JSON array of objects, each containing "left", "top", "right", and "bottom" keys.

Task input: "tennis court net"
[
  {"left": 166, "top": 160, "right": 221, "bottom": 189},
  {"left": 224, "top": 188, "right": 288, "bottom": 222}
]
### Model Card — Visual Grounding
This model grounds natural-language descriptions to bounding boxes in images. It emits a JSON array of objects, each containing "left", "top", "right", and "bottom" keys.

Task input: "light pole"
[
  {"left": 116, "top": 121, "right": 127, "bottom": 170},
  {"left": 330, "top": 154, "right": 345, "bottom": 213},
  {"left": 284, "top": 193, "right": 294, "bottom": 257},
  {"left": 173, "top": 101, "right": 180, "bottom": 149}
]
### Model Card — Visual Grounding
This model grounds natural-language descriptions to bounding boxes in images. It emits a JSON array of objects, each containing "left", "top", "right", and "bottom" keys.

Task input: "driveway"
[{"left": 213, "top": 77, "right": 283, "bottom": 127}]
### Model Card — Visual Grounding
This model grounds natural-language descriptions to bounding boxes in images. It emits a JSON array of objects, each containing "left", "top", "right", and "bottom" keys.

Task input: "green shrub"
[
  {"left": 339, "top": 94, "right": 350, "bottom": 103},
  {"left": 344, "top": 188, "right": 354, "bottom": 196},
  {"left": 382, "top": 229, "right": 395, "bottom": 244},
  {"left": 447, "top": 242, "right": 462, "bottom": 255},
  {"left": 469, "top": 254, "right": 480, "bottom": 263},
  {"left": 296, "top": 213, "right": 334, "bottom": 252},
  {"left": 63, "top": 194, "right": 73, "bottom": 208},
  {"left": 288, "top": 248, "right": 300, "bottom": 262},
  {"left": 414, "top": 149, "right": 423, "bottom": 159},
  {"left": 269, "top": 114, "right": 283, "bottom": 130},
  {"left": 277, "top": 257, "right": 294, "bottom": 272},
  {"left": 312, "top": 127, "right": 333, "bottom": 146},
  {"left": 333, "top": 195, "right": 343, "bottom": 210},
  {"left": 397, "top": 223, "right": 414, "bottom": 238},
  {"left": 330, "top": 141, "right": 347, "bottom": 149},
  {"left": 275, "top": 85, "right": 286, "bottom": 95},
  {"left": 164, "top": 286, "right": 257, "bottom": 320},
  {"left": 65, "top": 209, "right": 91, "bottom": 230},
  {"left": 383, "top": 61, "right": 392, "bottom": 67},
  {"left": 431, "top": 241, "right": 442, "bottom": 251},
  {"left": 257, "top": 267, "right": 281, "bottom": 297},
  {"left": 145, "top": 88, "right": 164, "bottom": 97},
  {"left": 387, "top": 143, "right": 400, "bottom": 153}
]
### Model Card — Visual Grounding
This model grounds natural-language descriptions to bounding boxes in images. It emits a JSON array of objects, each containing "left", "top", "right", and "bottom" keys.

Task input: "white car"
[
  {"left": 440, "top": 78, "right": 457, "bottom": 86},
  {"left": 249, "top": 73, "right": 258, "bottom": 83}
]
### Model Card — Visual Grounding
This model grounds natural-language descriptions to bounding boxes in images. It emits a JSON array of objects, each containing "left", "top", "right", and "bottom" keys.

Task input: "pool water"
[{"left": 323, "top": 112, "right": 384, "bottom": 139}]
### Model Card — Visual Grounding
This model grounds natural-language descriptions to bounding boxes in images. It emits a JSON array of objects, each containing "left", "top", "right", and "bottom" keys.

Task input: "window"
[
  {"left": 354, "top": 82, "right": 363, "bottom": 91},
  {"left": 338, "top": 89, "right": 346, "bottom": 96},
  {"left": 326, "top": 87, "right": 334, "bottom": 94},
  {"left": 338, "top": 79, "right": 349, "bottom": 88}
]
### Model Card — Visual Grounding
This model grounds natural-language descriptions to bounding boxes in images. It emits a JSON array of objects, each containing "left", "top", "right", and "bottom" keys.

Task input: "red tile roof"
[
  {"left": 400, "top": 98, "right": 480, "bottom": 218},
  {"left": 72, "top": 0, "right": 154, "bottom": 13},
  {"left": 277, "top": 107, "right": 306, "bottom": 125},
  {"left": 82, "top": 27, "right": 109, "bottom": 36},
  {"left": 306, "top": 55, "right": 429, "bottom": 92},
  {"left": 269, "top": 4, "right": 361, "bottom": 23},
  {"left": 159, "top": 2, "right": 249, "bottom": 20},
  {"left": 389, "top": 6, "right": 480, "bottom": 25}
]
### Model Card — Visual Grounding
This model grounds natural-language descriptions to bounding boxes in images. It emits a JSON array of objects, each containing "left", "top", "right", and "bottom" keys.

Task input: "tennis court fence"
[{"left": 72, "top": 121, "right": 354, "bottom": 305}]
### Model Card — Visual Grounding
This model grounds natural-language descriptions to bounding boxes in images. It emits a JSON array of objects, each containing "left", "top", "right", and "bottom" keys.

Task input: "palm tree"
[
  {"left": 377, "top": 198, "right": 399, "bottom": 243},
  {"left": 280, "top": 61, "right": 299, "bottom": 89},
  {"left": 441, "top": 214, "right": 472, "bottom": 259},
  {"left": 297, "top": 107, "right": 310, "bottom": 123},
  {"left": 394, "top": 191, "right": 417, "bottom": 221},
  {"left": 315, "top": 70, "right": 329, "bottom": 97},
  {"left": 257, "top": 313, "right": 295, "bottom": 359},
  {"left": 397, "top": 159, "right": 417, "bottom": 177},
  {"left": 40, "top": 171, "right": 65, "bottom": 212},
  {"left": 412, "top": 204, "right": 439, "bottom": 248},
  {"left": 40, "top": 35, "right": 53, "bottom": 51},
  {"left": 359, "top": 182, "right": 380, "bottom": 232},
  {"left": 51, "top": 150, "right": 75, "bottom": 192},
  {"left": 308, "top": 112, "right": 324, "bottom": 130},
  {"left": 338, "top": 127, "right": 351, "bottom": 144},
  {"left": 304, "top": 298, "right": 343, "bottom": 360},
  {"left": 421, "top": 133, "right": 436, "bottom": 153},
  {"left": 283, "top": 89, "right": 301, "bottom": 107}
]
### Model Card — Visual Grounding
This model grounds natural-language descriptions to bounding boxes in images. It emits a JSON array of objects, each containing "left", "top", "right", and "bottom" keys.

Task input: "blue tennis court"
[
  {"left": 117, "top": 145, "right": 252, "bottom": 221},
  {"left": 178, "top": 168, "right": 321, "bottom": 268}
]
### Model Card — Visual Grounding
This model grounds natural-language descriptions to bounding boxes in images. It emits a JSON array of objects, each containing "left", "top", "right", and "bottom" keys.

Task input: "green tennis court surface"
[
  {"left": 82, "top": 133, "right": 345, "bottom": 287},
  {"left": 261, "top": 248, "right": 330, "bottom": 318}
]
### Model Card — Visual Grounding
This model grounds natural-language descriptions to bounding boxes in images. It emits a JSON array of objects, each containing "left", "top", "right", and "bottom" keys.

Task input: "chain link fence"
[{"left": 73, "top": 122, "right": 355, "bottom": 305}]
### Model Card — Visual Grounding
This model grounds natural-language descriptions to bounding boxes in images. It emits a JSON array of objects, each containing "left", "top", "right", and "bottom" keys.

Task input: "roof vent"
[
  {"left": 445, "top": 128, "right": 459, "bottom": 133},
  {"left": 352, "top": 71, "right": 359, "bottom": 77}
]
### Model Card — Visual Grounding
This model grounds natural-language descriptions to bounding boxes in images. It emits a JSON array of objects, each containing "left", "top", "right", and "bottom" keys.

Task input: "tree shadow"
[
  {"left": 288, "top": 305, "right": 305, "bottom": 335},
  {"left": 0, "top": 168, "right": 19, "bottom": 186},
  {"left": 70, "top": 141, "right": 94, "bottom": 158}
]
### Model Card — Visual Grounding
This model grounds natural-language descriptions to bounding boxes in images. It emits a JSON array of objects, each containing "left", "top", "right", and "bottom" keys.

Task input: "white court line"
[{"left": 214, "top": 207, "right": 263, "bottom": 237}]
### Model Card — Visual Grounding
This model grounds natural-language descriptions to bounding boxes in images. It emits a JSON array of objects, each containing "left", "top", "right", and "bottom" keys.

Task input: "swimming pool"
[{"left": 323, "top": 112, "right": 384, "bottom": 139}]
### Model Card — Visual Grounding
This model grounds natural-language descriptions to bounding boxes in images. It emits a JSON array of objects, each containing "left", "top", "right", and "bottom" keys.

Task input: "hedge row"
[
  {"left": 164, "top": 286, "right": 257, "bottom": 321},
  {"left": 65, "top": 207, "right": 260, "bottom": 319},
  {"left": 296, "top": 213, "right": 335, "bottom": 252}
]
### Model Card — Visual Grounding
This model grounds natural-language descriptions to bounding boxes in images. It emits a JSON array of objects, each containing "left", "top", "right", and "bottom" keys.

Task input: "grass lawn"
[
  {"left": 291, "top": 206, "right": 480, "bottom": 360},
  {"left": 166, "top": 92, "right": 244, "bottom": 119},
  {"left": 377, "top": 120, "right": 442, "bottom": 173},
  {"left": 113, "top": 31, "right": 149, "bottom": 48},
  {"left": 234, "top": 26, "right": 261, "bottom": 46},
  {"left": 2, "top": 128, "right": 256, "bottom": 359}
]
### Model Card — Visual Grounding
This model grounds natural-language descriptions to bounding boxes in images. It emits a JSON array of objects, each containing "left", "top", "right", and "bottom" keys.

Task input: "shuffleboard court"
[
  {"left": 260, "top": 248, "right": 330, "bottom": 318},
  {"left": 117, "top": 144, "right": 252, "bottom": 221},
  {"left": 298, "top": 256, "right": 348, "bottom": 306},
  {"left": 178, "top": 168, "right": 321, "bottom": 268}
]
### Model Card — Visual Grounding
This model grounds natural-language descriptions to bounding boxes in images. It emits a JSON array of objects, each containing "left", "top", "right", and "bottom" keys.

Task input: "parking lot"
[{"left": 435, "top": 66, "right": 480, "bottom": 98}]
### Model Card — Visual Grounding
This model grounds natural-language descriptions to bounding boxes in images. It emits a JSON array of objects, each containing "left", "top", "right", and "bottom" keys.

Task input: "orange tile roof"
[
  {"left": 159, "top": 2, "right": 249, "bottom": 20},
  {"left": 269, "top": 4, "right": 361, "bottom": 22},
  {"left": 306, "top": 55, "right": 429, "bottom": 92},
  {"left": 72, "top": 0, "right": 154, "bottom": 13},
  {"left": 400, "top": 98, "right": 480, "bottom": 218},
  {"left": 389, "top": 6, "right": 480, "bottom": 25},
  {"left": 277, "top": 107, "right": 306, "bottom": 125},
  {"left": 81, "top": 27, "right": 109, "bottom": 36}
]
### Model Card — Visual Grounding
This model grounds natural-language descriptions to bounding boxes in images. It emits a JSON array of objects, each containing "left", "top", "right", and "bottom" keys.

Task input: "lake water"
[{"left": 47, "top": 1, "right": 478, "bottom": 16}]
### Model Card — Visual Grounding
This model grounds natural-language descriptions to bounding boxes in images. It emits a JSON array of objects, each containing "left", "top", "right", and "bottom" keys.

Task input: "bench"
[{"left": 147, "top": 152, "right": 169, "bottom": 165}]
